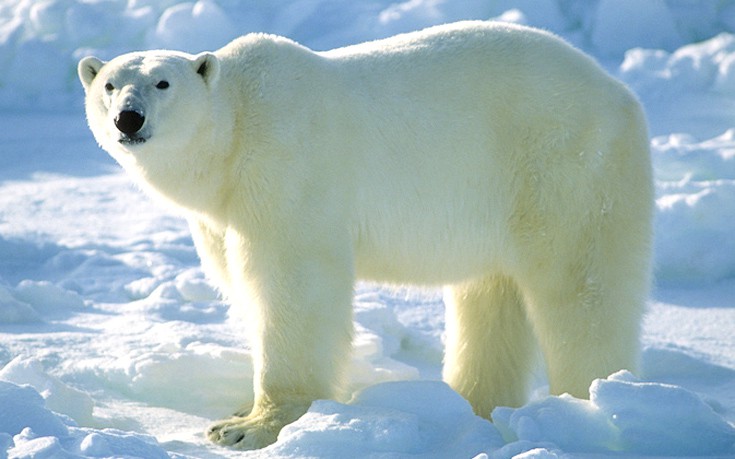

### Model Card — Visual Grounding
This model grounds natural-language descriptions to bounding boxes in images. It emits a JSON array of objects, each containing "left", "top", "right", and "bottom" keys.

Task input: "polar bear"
[{"left": 78, "top": 21, "right": 653, "bottom": 450}]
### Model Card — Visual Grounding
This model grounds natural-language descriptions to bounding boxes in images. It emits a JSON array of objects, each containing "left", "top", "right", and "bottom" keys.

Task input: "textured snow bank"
[
  {"left": 652, "top": 129, "right": 735, "bottom": 285},
  {"left": 4, "top": 0, "right": 735, "bottom": 110},
  {"left": 262, "top": 381, "right": 504, "bottom": 458},
  {"left": 492, "top": 371, "right": 735, "bottom": 457},
  {"left": 0, "top": 380, "right": 172, "bottom": 459}
]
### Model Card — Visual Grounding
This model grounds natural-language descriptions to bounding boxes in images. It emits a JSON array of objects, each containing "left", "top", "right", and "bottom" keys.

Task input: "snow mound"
[
  {"left": 0, "top": 357, "right": 95, "bottom": 426},
  {"left": 652, "top": 129, "right": 735, "bottom": 284},
  {"left": 116, "top": 339, "right": 253, "bottom": 418},
  {"left": 492, "top": 371, "right": 735, "bottom": 457},
  {"left": 611, "top": 27, "right": 735, "bottom": 285},
  {"left": 262, "top": 381, "right": 503, "bottom": 458},
  {"left": 149, "top": 0, "right": 238, "bottom": 53},
  {"left": 0, "top": 380, "right": 171, "bottom": 459},
  {"left": 0, "top": 280, "right": 85, "bottom": 324},
  {"left": 621, "top": 32, "right": 735, "bottom": 95}
]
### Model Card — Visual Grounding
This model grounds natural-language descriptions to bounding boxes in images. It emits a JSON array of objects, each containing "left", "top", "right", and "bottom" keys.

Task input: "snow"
[
  {"left": 493, "top": 370, "right": 735, "bottom": 456},
  {"left": 0, "top": 0, "right": 734, "bottom": 458}
]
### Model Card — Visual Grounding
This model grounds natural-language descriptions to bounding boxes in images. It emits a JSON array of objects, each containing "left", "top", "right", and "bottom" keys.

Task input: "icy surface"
[{"left": 1, "top": 1, "right": 734, "bottom": 458}]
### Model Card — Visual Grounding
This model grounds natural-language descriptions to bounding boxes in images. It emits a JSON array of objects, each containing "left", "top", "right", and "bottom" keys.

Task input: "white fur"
[{"left": 79, "top": 21, "right": 653, "bottom": 450}]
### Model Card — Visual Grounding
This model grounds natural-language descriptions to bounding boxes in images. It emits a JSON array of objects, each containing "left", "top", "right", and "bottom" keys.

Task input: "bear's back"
[{"left": 206, "top": 22, "right": 649, "bottom": 286}]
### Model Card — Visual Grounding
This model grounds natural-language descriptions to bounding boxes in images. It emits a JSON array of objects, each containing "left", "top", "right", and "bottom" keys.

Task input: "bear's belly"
[{"left": 352, "top": 216, "right": 511, "bottom": 285}]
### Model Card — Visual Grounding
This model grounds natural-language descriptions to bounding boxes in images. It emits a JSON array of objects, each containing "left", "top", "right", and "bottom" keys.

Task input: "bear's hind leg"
[
  {"left": 522, "top": 262, "right": 646, "bottom": 399},
  {"left": 443, "top": 275, "right": 535, "bottom": 417}
]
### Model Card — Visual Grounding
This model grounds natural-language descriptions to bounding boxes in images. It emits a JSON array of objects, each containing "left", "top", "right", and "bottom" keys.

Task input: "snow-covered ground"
[{"left": 1, "top": 1, "right": 734, "bottom": 458}]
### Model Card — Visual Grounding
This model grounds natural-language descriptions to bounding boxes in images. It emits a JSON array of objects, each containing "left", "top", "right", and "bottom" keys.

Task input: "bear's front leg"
[{"left": 207, "top": 231, "right": 355, "bottom": 450}]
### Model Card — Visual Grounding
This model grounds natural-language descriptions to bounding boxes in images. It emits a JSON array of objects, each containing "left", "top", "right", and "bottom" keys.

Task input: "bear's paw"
[
  {"left": 207, "top": 415, "right": 279, "bottom": 450},
  {"left": 207, "top": 403, "right": 308, "bottom": 450}
]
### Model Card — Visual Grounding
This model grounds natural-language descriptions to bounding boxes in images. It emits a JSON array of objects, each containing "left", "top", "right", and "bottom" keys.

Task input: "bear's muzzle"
[{"left": 115, "top": 110, "right": 145, "bottom": 135}]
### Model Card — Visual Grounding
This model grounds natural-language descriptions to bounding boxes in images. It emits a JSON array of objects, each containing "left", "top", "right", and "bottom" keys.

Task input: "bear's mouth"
[{"left": 118, "top": 133, "right": 148, "bottom": 145}]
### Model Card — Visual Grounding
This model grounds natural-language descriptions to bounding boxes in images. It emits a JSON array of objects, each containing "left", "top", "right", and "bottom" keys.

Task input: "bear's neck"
[{"left": 132, "top": 111, "right": 240, "bottom": 224}]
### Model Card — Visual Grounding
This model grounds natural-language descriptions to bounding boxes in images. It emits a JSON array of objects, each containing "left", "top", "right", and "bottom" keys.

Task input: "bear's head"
[{"left": 78, "top": 51, "right": 220, "bottom": 166}]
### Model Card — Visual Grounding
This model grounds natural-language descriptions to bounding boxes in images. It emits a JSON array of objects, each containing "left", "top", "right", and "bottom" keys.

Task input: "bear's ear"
[
  {"left": 192, "top": 52, "right": 220, "bottom": 87},
  {"left": 78, "top": 56, "right": 105, "bottom": 92}
]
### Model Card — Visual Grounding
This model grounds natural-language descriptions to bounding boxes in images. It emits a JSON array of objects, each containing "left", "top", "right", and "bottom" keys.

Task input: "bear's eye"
[
  {"left": 104, "top": 83, "right": 115, "bottom": 92},
  {"left": 156, "top": 80, "right": 170, "bottom": 90}
]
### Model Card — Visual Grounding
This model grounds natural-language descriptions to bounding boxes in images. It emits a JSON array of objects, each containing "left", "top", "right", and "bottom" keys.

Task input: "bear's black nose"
[{"left": 115, "top": 110, "right": 145, "bottom": 135}]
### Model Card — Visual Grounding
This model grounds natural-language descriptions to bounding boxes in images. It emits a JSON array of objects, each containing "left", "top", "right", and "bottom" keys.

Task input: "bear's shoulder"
[{"left": 217, "top": 32, "right": 312, "bottom": 62}]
